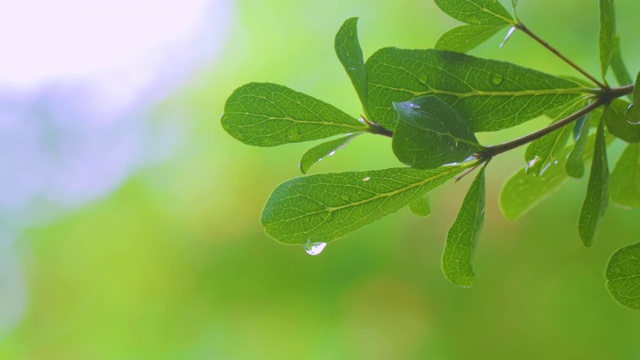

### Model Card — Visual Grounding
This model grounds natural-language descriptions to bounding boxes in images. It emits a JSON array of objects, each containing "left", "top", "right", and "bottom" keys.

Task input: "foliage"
[{"left": 222, "top": 0, "right": 639, "bottom": 309}]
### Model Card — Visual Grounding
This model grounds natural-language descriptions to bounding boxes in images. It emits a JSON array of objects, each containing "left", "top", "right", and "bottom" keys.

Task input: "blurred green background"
[{"left": 2, "top": 0, "right": 640, "bottom": 359}]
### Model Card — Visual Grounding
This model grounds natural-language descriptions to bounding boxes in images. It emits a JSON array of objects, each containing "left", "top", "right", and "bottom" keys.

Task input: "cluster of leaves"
[{"left": 222, "top": 0, "right": 640, "bottom": 309}]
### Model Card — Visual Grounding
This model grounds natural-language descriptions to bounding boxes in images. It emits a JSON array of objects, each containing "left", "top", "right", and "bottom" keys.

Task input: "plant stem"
[
  {"left": 517, "top": 22, "right": 609, "bottom": 90},
  {"left": 484, "top": 100, "right": 603, "bottom": 157}
]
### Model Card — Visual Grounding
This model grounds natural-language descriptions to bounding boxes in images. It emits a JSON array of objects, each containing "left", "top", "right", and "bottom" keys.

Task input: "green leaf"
[
  {"left": 610, "top": 143, "right": 640, "bottom": 208},
  {"left": 442, "top": 166, "right": 486, "bottom": 287},
  {"left": 524, "top": 102, "right": 584, "bottom": 176},
  {"left": 366, "top": 48, "right": 590, "bottom": 131},
  {"left": 335, "top": 17, "right": 368, "bottom": 113},
  {"left": 611, "top": 37, "right": 632, "bottom": 87},
  {"left": 261, "top": 165, "right": 467, "bottom": 244},
  {"left": 599, "top": 0, "right": 616, "bottom": 79},
  {"left": 606, "top": 242, "right": 640, "bottom": 310},
  {"left": 626, "top": 71, "right": 640, "bottom": 124},
  {"left": 435, "top": 24, "right": 504, "bottom": 53},
  {"left": 434, "top": 0, "right": 515, "bottom": 25},
  {"left": 500, "top": 132, "right": 611, "bottom": 220},
  {"left": 409, "top": 196, "right": 431, "bottom": 217},
  {"left": 221, "top": 83, "right": 367, "bottom": 147},
  {"left": 604, "top": 99, "right": 640, "bottom": 143},
  {"left": 392, "top": 96, "right": 481, "bottom": 169},
  {"left": 299, "top": 134, "right": 360, "bottom": 174},
  {"left": 578, "top": 119, "right": 609, "bottom": 247},
  {"left": 565, "top": 116, "right": 591, "bottom": 178}
]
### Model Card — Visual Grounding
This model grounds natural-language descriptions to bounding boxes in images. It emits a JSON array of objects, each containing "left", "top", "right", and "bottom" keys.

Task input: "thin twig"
[{"left": 517, "top": 22, "right": 609, "bottom": 90}]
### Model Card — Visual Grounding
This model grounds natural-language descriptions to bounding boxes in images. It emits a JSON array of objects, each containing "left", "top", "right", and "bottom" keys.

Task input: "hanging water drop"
[{"left": 303, "top": 241, "right": 327, "bottom": 256}]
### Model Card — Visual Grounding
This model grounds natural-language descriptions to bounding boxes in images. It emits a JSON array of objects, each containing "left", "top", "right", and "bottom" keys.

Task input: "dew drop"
[
  {"left": 328, "top": 150, "right": 336, "bottom": 156},
  {"left": 363, "top": 176, "right": 371, "bottom": 181},
  {"left": 525, "top": 156, "right": 540, "bottom": 172},
  {"left": 303, "top": 240, "right": 327, "bottom": 256},
  {"left": 491, "top": 74, "right": 504, "bottom": 86}
]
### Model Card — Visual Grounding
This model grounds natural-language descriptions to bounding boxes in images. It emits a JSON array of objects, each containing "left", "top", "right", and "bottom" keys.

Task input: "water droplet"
[
  {"left": 491, "top": 74, "right": 504, "bottom": 86},
  {"left": 363, "top": 176, "right": 371, "bottom": 181},
  {"left": 328, "top": 151, "right": 336, "bottom": 156},
  {"left": 525, "top": 156, "right": 539, "bottom": 172},
  {"left": 349, "top": 29, "right": 355, "bottom": 37},
  {"left": 500, "top": 26, "right": 517, "bottom": 48},
  {"left": 303, "top": 241, "right": 327, "bottom": 256}
]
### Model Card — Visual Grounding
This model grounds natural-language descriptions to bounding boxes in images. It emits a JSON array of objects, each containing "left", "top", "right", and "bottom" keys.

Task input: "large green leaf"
[
  {"left": 565, "top": 116, "right": 592, "bottom": 178},
  {"left": 578, "top": 119, "right": 609, "bottom": 247},
  {"left": 366, "top": 48, "right": 590, "bottom": 131},
  {"left": 599, "top": 0, "right": 616, "bottom": 79},
  {"left": 261, "top": 166, "right": 467, "bottom": 244},
  {"left": 610, "top": 143, "right": 640, "bottom": 208},
  {"left": 434, "top": 0, "right": 515, "bottom": 25},
  {"left": 604, "top": 99, "right": 640, "bottom": 143},
  {"left": 299, "top": 134, "right": 360, "bottom": 174},
  {"left": 222, "top": 83, "right": 367, "bottom": 147},
  {"left": 392, "top": 96, "right": 481, "bottom": 169},
  {"left": 606, "top": 242, "right": 640, "bottom": 310},
  {"left": 500, "top": 133, "right": 610, "bottom": 220},
  {"left": 335, "top": 17, "right": 368, "bottom": 113},
  {"left": 442, "top": 167, "right": 486, "bottom": 287},
  {"left": 435, "top": 24, "right": 504, "bottom": 53}
]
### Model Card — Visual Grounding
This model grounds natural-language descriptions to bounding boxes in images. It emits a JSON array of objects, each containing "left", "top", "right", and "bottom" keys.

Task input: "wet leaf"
[
  {"left": 366, "top": 48, "right": 590, "bottom": 131},
  {"left": 435, "top": 24, "right": 504, "bottom": 53},
  {"left": 392, "top": 96, "right": 481, "bottom": 169},
  {"left": 566, "top": 116, "right": 591, "bottom": 178},
  {"left": 261, "top": 166, "right": 466, "bottom": 244},
  {"left": 434, "top": 0, "right": 515, "bottom": 25},
  {"left": 626, "top": 71, "right": 640, "bottom": 124},
  {"left": 409, "top": 196, "right": 431, "bottom": 217},
  {"left": 610, "top": 143, "right": 640, "bottom": 208},
  {"left": 442, "top": 167, "right": 486, "bottom": 287},
  {"left": 578, "top": 119, "right": 609, "bottom": 247},
  {"left": 222, "top": 83, "right": 367, "bottom": 147},
  {"left": 500, "top": 133, "right": 611, "bottom": 220},
  {"left": 599, "top": 0, "right": 616, "bottom": 78},
  {"left": 604, "top": 99, "right": 640, "bottom": 143},
  {"left": 335, "top": 17, "right": 368, "bottom": 113},
  {"left": 299, "top": 134, "right": 360, "bottom": 174},
  {"left": 606, "top": 242, "right": 640, "bottom": 310}
]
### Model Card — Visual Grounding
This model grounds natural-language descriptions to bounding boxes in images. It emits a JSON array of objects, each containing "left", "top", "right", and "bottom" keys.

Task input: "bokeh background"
[{"left": 1, "top": 0, "right": 639, "bottom": 359}]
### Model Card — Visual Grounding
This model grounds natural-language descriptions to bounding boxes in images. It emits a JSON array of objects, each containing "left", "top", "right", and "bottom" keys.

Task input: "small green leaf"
[
  {"left": 611, "top": 37, "right": 632, "bottom": 87},
  {"left": 524, "top": 101, "right": 585, "bottom": 176},
  {"left": 409, "top": 196, "right": 431, "bottom": 217},
  {"left": 598, "top": 0, "right": 616, "bottom": 79},
  {"left": 606, "top": 242, "right": 640, "bottom": 310},
  {"left": 610, "top": 143, "right": 640, "bottom": 208},
  {"left": 626, "top": 71, "right": 640, "bottom": 124},
  {"left": 435, "top": 24, "right": 504, "bottom": 53},
  {"left": 366, "top": 48, "right": 590, "bottom": 131},
  {"left": 565, "top": 116, "right": 591, "bottom": 178},
  {"left": 261, "top": 166, "right": 467, "bottom": 244},
  {"left": 434, "top": 0, "right": 515, "bottom": 25},
  {"left": 442, "top": 166, "right": 486, "bottom": 287},
  {"left": 222, "top": 83, "right": 367, "bottom": 147},
  {"left": 299, "top": 134, "right": 360, "bottom": 174},
  {"left": 578, "top": 119, "right": 609, "bottom": 247},
  {"left": 500, "top": 133, "right": 611, "bottom": 220},
  {"left": 392, "top": 96, "right": 481, "bottom": 169},
  {"left": 335, "top": 17, "right": 368, "bottom": 113},
  {"left": 604, "top": 99, "right": 640, "bottom": 143}
]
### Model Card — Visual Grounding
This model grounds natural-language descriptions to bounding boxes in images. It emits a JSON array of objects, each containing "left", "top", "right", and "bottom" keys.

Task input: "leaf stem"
[
  {"left": 484, "top": 99, "right": 604, "bottom": 158},
  {"left": 516, "top": 22, "right": 609, "bottom": 90}
]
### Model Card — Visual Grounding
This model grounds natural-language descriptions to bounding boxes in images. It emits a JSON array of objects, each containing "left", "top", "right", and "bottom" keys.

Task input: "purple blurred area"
[{"left": 0, "top": 0, "right": 232, "bottom": 334}]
